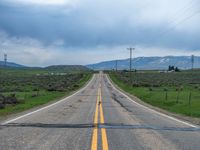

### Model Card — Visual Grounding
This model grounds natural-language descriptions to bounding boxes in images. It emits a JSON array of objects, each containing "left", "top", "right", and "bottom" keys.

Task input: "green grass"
[
  {"left": 77, "top": 73, "right": 92, "bottom": 87},
  {"left": 0, "top": 67, "right": 49, "bottom": 76},
  {"left": 0, "top": 73, "right": 92, "bottom": 116},
  {"left": 0, "top": 91, "right": 65, "bottom": 116},
  {"left": 109, "top": 73, "right": 200, "bottom": 117},
  {"left": 0, "top": 66, "right": 91, "bottom": 76}
]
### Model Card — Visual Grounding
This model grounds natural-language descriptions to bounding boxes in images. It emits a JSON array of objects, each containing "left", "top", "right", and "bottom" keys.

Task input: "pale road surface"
[{"left": 0, "top": 73, "right": 200, "bottom": 150}]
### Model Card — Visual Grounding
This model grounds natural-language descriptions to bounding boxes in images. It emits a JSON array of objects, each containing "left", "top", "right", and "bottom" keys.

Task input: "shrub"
[
  {"left": 5, "top": 94, "right": 19, "bottom": 105},
  {"left": 149, "top": 87, "right": 153, "bottom": 91},
  {"left": 0, "top": 102, "right": 5, "bottom": 109},
  {"left": 164, "top": 88, "right": 168, "bottom": 92}
]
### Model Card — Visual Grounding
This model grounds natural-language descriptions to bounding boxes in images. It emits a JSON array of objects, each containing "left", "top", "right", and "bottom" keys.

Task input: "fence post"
[
  {"left": 165, "top": 91, "right": 168, "bottom": 101},
  {"left": 176, "top": 90, "right": 180, "bottom": 104},
  {"left": 188, "top": 91, "right": 192, "bottom": 105}
]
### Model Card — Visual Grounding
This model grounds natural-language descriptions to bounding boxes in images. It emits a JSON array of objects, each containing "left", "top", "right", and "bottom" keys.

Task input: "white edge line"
[
  {"left": 106, "top": 75, "right": 198, "bottom": 128},
  {"left": 1, "top": 75, "right": 95, "bottom": 125}
]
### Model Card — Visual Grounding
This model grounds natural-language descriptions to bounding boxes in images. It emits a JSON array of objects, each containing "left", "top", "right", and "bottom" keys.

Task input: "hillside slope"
[
  {"left": 87, "top": 56, "right": 200, "bottom": 70},
  {"left": 0, "top": 61, "right": 26, "bottom": 68}
]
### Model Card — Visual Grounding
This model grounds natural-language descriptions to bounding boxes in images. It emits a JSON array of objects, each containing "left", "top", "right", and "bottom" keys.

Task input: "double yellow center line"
[{"left": 91, "top": 85, "right": 109, "bottom": 150}]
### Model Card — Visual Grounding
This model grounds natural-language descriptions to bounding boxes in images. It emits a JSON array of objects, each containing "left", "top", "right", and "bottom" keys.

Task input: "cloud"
[
  {"left": 1, "top": 0, "right": 199, "bottom": 48},
  {"left": 0, "top": 0, "right": 200, "bottom": 66},
  {"left": 0, "top": 30, "right": 127, "bottom": 66},
  {"left": 1, "top": 30, "right": 199, "bottom": 67},
  {"left": 15, "top": 0, "right": 68, "bottom": 5},
  {"left": 3, "top": 0, "right": 77, "bottom": 6}
]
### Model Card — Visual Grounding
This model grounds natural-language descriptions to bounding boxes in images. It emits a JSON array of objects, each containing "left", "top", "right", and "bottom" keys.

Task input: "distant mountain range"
[
  {"left": 1, "top": 56, "right": 200, "bottom": 71},
  {"left": 86, "top": 56, "right": 200, "bottom": 70},
  {"left": 0, "top": 61, "right": 26, "bottom": 68}
]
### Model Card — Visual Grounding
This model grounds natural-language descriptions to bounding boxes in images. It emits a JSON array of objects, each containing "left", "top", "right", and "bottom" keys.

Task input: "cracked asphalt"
[{"left": 0, "top": 73, "right": 200, "bottom": 150}]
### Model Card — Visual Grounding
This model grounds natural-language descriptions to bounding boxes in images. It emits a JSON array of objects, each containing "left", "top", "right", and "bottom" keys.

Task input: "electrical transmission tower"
[{"left": 4, "top": 53, "right": 7, "bottom": 67}]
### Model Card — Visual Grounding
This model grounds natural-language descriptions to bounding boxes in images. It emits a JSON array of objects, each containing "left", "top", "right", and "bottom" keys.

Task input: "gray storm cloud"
[{"left": 0, "top": 0, "right": 200, "bottom": 65}]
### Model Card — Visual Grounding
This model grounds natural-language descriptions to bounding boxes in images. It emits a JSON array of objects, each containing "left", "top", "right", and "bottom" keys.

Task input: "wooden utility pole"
[
  {"left": 4, "top": 53, "right": 7, "bottom": 67},
  {"left": 127, "top": 48, "right": 135, "bottom": 85},
  {"left": 115, "top": 60, "right": 118, "bottom": 71},
  {"left": 191, "top": 55, "right": 194, "bottom": 70}
]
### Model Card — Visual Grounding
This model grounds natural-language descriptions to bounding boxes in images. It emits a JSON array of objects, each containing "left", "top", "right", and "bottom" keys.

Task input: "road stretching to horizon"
[{"left": 0, "top": 72, "right": 200, "bottom": 150}]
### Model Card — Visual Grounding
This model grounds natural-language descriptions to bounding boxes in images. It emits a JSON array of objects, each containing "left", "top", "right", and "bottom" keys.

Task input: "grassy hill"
[{"left": 0, "top": 65, "right": 91, "bottom": 76}]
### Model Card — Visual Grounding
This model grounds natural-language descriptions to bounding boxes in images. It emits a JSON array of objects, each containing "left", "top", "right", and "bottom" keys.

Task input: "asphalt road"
[{"left": 0, "top": 72, "right": 200, "bottom": 150}]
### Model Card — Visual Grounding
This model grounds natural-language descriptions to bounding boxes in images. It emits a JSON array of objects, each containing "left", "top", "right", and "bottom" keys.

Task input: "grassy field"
[
  {"left": 109, "top": 71, "right": 200, "bottom": 117},
  {"left": 0, "top": 67, "right": 92, "bottom": 116}
]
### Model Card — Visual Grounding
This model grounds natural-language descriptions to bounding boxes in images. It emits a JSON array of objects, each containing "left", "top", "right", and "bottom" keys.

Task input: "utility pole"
[
  {"left": 127, "top": 47, "right": 135, "bottom": 86},
  {"left": 4, "top": 53, "right": 7, "bottom": 67},
  {"left": 115, "top": 60, "right": 118, "bottom": 71},
  {"left": 191, "top": 55, "right": 194, "bottom": 70}
]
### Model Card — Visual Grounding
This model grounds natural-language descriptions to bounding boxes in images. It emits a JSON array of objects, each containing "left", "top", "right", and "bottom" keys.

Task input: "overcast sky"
[{"left": 0, "top": 0, "right": 200, "bottom": 66}]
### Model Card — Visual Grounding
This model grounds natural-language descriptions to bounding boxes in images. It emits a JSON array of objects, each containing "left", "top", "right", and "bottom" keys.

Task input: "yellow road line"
[
  {"left": 91, "top": 88, "right": 99, "bottom": 150},
  {"left": 100, "top": 87, "right": 109, "bottom": 150},
  {"left": 91, "top": 85, "right": 109, "bottom": 150},
  {"left": 91, "top": 127, "right": 98, "bottom": 150}
]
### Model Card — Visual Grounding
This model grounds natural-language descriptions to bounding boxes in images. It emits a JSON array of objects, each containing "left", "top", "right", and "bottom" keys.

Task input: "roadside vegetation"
[
  {"left": 0, "top": 67, "right": 92, "bottom": 116},
  {"left": 109, "top": 70, "right": 200, "bottom": 117}
]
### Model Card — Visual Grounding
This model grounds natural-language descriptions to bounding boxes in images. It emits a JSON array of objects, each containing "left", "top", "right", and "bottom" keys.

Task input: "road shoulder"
[
  {"left": 107, "top": 74, "right": 200, "bottom": 126},
  {"left": 0, "top": 74, "right": 95, "bottom": 124}
]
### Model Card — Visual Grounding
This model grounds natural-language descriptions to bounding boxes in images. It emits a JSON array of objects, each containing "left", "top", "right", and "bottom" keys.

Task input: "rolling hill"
[
  {"left": 0, "top": 61, "right": 90, "bottom": 72},
  {"left": 0, "top": 61, "right": 26, "bottom": 68}
]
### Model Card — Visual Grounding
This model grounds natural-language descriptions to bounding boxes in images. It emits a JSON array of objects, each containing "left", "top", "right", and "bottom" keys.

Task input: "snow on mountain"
[{"left": 86, "top": 56, "right": 200, "bottom": 70}]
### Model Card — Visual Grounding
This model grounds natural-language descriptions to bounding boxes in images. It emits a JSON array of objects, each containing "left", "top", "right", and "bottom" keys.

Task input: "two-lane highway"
[{"left": 0, "top": 73, "right": 200, "bottom": 150}]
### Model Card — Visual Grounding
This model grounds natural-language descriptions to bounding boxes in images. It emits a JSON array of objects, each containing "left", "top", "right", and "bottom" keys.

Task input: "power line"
[
  {"left": 167, "top": 0, "right": 196, "bottom": 25},
  {"left": 159, "top": 10, "right": 200, "bottom": 38},
  {"left": 158, "top": 0, "right": 200, "bottom": 38}
]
